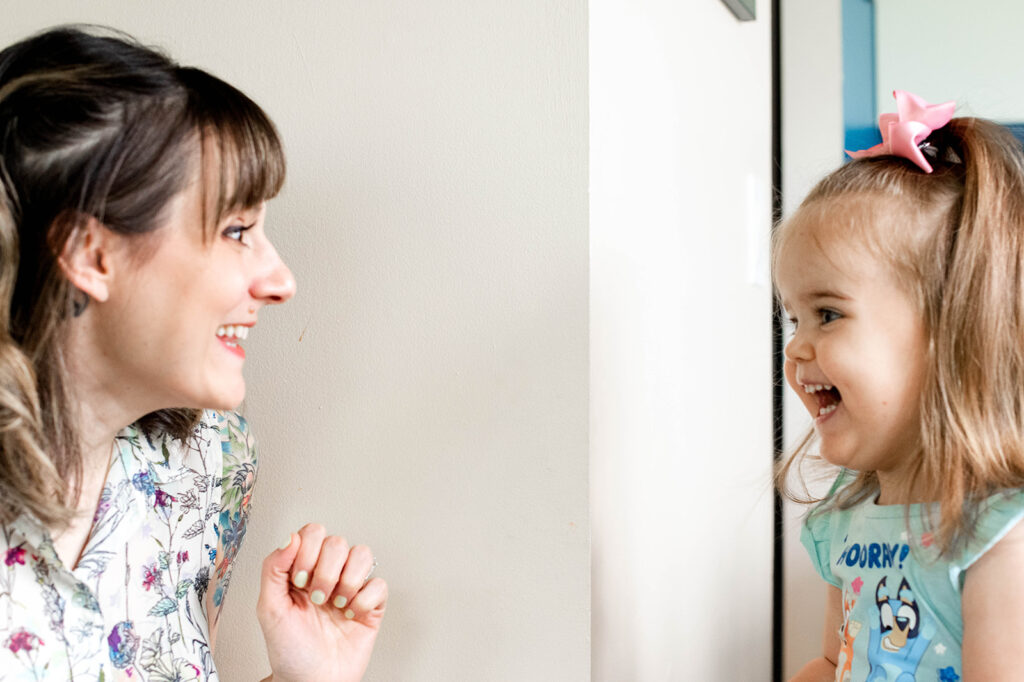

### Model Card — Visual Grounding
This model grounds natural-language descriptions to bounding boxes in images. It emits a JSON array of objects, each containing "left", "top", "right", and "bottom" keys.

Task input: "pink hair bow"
[{"left": 846, "top": 90, "right": 956, "bottom": 173}]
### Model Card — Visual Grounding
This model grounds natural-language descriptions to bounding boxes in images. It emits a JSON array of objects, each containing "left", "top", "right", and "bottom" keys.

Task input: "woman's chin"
[{"left": 194, "top": 380, "right": 246, "bottom": 412}]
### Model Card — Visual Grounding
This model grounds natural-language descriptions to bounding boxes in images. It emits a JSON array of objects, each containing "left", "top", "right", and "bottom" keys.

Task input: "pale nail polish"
[
  {"left": 279, "top": 535, "right": 292, "bottom": 551},
  {"left": 333, "top": 595, "right": 347, "bottom": 609},
  {"left": 344, "top": 609, "right": 355, "bottom": 619},
  {"left": 310, "top": 590, "right": 326, "bottom": 605},
  {"left": 293, "top": 570, "right": 308, "bottom": 589}
]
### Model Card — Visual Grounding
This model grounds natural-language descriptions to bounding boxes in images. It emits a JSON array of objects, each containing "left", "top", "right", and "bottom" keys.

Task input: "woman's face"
[{"left": 97, "top": 172, "right": 296, "bottom": 412}]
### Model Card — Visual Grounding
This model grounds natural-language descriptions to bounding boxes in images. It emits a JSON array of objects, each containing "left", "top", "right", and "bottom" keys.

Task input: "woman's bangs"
[
  {"left": 178, "top": 66, "right": 285, "bottom": 228},
  {"left": 210, "top": 109, "right": 286, "bottom": 217}
]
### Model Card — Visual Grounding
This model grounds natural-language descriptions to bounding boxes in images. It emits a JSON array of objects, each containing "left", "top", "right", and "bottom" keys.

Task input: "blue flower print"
[
  {"left": 108, "top": 620, "right": 139, "bottom": 668},
  {"left": 132, "top": 471, "right": 155, "bottom": 497},
  {"left": 938, "top": 667, "right": 960, "bottom": 682}
]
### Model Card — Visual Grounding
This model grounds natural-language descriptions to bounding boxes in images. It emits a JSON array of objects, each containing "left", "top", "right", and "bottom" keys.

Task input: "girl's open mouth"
[{"left": 805, "top": 383, "right": 842, "bottom": 418}]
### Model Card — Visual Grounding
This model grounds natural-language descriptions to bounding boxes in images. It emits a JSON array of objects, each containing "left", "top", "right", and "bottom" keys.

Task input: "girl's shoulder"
[
  {"left": 799, "top": 470, "right": 855, "bottom": 588},
  {"left": 958, "top": 487, "right": 1024, "bottom": 571}
]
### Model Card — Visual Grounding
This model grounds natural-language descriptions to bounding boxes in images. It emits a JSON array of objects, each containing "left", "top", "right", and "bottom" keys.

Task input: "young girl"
[
  {"left": 776, "top": 90, "right": 1024, "bottom": 681},
  {"left": 0, "top": 26, "right": 386, "bottom": 681}
]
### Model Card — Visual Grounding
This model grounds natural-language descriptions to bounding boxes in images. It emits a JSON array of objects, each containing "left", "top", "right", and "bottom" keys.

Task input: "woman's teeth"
[{"left": 216, "top": 325, "right": 249, "bottom": 342}]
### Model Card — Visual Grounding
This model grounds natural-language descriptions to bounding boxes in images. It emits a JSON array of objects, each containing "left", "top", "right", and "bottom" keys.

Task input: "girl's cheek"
[{"left": 783, "top": 358, "right": 799, "bottom": 392}]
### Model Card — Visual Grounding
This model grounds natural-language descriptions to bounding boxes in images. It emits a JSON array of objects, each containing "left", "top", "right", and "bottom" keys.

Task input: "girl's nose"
[
  {"left": 783, "top": 331, "right": 812, "bottom": 362},
  {"left": 251, "top": 241, "right": 297, "bottom": 305}
]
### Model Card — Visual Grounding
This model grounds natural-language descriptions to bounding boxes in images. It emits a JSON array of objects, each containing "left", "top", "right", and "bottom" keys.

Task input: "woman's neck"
[
  {"left": 52, "top": 330, "right": 147, "bottom": 568},
  {"left": 64, "top": 322, "right": 154, "bottom": 473}
]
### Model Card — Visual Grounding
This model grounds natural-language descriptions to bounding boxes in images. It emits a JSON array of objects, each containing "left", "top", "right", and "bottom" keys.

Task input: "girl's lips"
[{"left": 815, "top": 400, "right": 840, "bottom": 425}]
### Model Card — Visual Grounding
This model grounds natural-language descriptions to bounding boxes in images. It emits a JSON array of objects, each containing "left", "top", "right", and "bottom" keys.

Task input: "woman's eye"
[
  {"left": 819, "top": 309, "right": 841, "bottom": 324},
  {"left": 223, "top": 223, "right": 254, "bottom": 245}
]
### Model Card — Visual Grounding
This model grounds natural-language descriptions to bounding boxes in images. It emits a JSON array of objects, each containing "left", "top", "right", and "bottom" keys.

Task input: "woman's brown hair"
[
  {"left": 0, "top": 26, "right": 285, "bottom": 527},
  {"left": 774, "top": 117, "right": 1024, "bottom": 555}
]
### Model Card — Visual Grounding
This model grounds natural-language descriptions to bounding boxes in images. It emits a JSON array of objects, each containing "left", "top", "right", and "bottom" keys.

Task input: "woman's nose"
[{"left": 251, "top": 241, "right": 297, "bottom": 305}]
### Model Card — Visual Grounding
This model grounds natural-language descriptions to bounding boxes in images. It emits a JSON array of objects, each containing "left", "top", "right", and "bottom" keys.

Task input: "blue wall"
[{"left": 842, "top": 0, "right": 881, "bottom": 151}]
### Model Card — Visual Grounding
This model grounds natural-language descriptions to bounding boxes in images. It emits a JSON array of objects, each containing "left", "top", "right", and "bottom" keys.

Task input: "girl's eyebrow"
[
  {"left": 807, "top": 289, "right": 851, "bottom": 301},
  {"left": 778, "top": 289, "right": 851, "bottom": 312}
]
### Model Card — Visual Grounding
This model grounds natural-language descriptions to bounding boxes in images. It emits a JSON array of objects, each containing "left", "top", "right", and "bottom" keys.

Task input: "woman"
[{"left": 0, "top": 25, "right": 386, "bottom": 681}]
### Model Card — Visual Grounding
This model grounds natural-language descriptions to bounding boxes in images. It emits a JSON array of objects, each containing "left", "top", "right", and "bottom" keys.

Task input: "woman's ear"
[{"left": 56, "top": 217, "right": 116, "bottom": 304}]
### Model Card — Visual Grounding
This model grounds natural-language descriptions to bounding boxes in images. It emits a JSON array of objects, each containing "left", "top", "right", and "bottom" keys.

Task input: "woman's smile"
[{"left": 216, "top": 323, "right": 253, "bottom": 359}]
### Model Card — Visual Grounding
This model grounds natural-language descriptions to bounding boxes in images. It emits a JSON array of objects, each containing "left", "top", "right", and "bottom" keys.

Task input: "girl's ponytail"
[{"left": 918, "top": 119, "right": 1024, "bottom": 549}]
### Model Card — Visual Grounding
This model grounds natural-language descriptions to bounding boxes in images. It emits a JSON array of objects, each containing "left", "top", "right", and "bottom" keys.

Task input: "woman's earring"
[{"left": 72, "top": 290, "right": 90, "bottom": 317}]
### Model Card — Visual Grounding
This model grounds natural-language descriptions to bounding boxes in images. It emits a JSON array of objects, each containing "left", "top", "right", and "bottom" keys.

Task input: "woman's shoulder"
[
  {"left": 184, "top": 410, "right": 258, "bottom": 468},
  {"left": 203, "top": 410, "right": 256, "bottom": 456},
  {"left": 124, "top": 410, "right": 257, "bottom": 484}
]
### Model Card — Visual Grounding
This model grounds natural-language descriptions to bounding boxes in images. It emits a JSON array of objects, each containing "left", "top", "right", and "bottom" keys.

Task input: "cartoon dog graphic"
[{"left": 866, "top": 576, "right": 933, "bottom": 681}]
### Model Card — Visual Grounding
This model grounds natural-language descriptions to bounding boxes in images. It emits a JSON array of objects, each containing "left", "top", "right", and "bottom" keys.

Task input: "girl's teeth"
[{"left": 818, "top": 403, "right": 837, "bottom": 417}]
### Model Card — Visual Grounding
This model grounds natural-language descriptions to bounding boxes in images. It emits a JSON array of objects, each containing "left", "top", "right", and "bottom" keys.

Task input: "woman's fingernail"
[
  {"left": 279, "top": 534, "right": 292, "bottom": 550},
  {"left": 344, "top": 609, "right": 355, "bottom": 619},
  {"left": 293, "top": 570, "right": 308, "bottom": 589},
  {"left": 333, "top": 595, "right": 347, "bottom": 609},
  {"left": 311, "top": 590, "right": 326, "bottom": 605}
]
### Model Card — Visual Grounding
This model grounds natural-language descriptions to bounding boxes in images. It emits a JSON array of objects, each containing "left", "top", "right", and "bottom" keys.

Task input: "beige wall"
[
  {"left": 0, "top": 2, "right": 589, "bottom": 680},
  {"left": 6, "top": 1, "right": 785, "bottom": 678},
  {"left": 590, "top": 1, "right": 775, "bottom": 679}
]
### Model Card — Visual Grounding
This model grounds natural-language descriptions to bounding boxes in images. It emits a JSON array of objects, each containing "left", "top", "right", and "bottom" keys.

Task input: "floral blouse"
[{"left": 0, "top": 411, "right": 257, "bottom": 681}]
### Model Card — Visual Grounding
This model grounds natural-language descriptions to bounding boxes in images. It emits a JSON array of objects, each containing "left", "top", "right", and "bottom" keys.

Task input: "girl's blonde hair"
[
  {"left": 775, "top": 117, "right": 1024, "bottom": 554},
  {"left": 0, "top": 26, "right": 285, "bottom": 528}
]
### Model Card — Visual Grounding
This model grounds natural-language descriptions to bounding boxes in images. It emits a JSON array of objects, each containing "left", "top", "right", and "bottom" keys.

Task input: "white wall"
[
  {"left": 875, "top": 0, "right": 1024, "bottom": 121},
  {"left": 780, "top": 1, "right": 844, "bottom": 676},
  {"left": 0, "top": 3, "right": 590, "bottom": 681},
  {"left": 590, "top": 2, "right": 775, "bottom": 679}
]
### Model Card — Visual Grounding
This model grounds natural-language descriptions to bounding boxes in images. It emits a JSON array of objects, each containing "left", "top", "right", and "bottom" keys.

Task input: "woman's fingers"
[
  {"left": 331, "top": 544, "right": 374, "bottom": 613},
  {"left": 346, "top": 577, "right": 388, "bottom": 621},
  {"left": 271, "top": 524, "right": 385, "bottom": 620},
  {"left": 257, "top": 532, "right": 301, "bottom": 620},
  {"left": 290, "top": 523, "right": 327, "bottom": 591},
  {"left": 307, "top": 534, "right": 350, "bottom": 606}
]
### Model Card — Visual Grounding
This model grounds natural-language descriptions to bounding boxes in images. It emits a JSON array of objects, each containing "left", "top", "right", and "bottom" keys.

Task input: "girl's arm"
[
  {"left": 788, "top": 584, "right": 841, "bottom": 682},
  {"left": 962, "top": 518, "right": 1024, "bottom": 679}
]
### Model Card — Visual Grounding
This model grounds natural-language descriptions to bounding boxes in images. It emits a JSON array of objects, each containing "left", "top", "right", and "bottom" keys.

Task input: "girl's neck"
[{"left": 875, "top": 466, "right": 933, "bottom": 506}]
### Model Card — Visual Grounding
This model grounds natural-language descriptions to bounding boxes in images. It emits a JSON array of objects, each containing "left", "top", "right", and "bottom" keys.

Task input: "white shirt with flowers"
[{"left": 0, "top": 410, "right": 257, "bottom": 681}]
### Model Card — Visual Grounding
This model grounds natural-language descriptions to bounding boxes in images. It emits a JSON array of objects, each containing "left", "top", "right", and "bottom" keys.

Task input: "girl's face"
[
  {"left": 775, "top": 221, "right": 928, "bottom": 489},
  {"left": 95, "top": 173, "right": 296, "bottom": 413}
]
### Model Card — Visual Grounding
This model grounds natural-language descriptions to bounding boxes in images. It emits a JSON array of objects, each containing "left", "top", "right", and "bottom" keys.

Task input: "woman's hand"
[{"left": 257, "top": 523, "right": 387, "bottom": 682}]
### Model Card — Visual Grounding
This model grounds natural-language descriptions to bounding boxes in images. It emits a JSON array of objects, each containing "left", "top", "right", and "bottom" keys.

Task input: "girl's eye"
[
  {"left": 223, "top": 223, "right": 254, "bottom": 245},
  {"left": 819, "top": 309, "right": 841, "bottom": 324}
]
